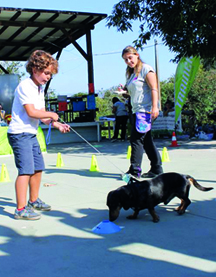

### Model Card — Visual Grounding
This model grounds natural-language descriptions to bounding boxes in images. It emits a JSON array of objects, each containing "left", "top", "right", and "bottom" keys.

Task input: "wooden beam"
[
  {"left": 60, "top": 28, "right": 88, "bottom": 60},
  {"left": 0, "top": 19, "right": 91, "bottom": 30},
  {"left": 0, "top": 64, "right": 9, "bottom": 74},
  {"left": 44, "top": 49, "right": 63, "bottom": 95}
]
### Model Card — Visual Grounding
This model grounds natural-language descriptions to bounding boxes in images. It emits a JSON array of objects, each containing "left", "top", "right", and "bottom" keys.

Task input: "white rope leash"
[{"left": 58, "top": 118, "right": 125, "bottom": 174}]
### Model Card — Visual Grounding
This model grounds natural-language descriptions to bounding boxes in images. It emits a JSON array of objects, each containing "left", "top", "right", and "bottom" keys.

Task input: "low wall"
[
  {"left": 152, "top": 112, "right": 182, "bottom": 132},
  {"left": 40, "top": 121, "right": 101, "bottom": 144}
]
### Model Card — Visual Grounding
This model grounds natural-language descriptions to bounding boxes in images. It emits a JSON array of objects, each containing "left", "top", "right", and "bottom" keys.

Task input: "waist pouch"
[{"left": 135, "top": 112, "right": 151, "bottom": 133}]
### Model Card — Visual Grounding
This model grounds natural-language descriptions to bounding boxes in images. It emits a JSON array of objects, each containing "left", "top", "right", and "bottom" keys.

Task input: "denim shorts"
[{"left": 7, "top": 133, "right": 45, "bottom": 175}]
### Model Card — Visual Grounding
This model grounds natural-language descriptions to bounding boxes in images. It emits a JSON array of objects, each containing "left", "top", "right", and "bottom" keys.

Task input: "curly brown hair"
[{"left": 26, "top": 50, "right": 58, "bottom": 75}]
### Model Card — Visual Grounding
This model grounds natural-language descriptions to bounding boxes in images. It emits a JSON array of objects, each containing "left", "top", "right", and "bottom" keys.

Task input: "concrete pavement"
[{"left": 0, "top": 138, "right": 216, "bottom": 277}]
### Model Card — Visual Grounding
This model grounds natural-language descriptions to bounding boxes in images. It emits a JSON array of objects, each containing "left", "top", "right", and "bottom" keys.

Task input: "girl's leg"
[
  {"left": 143, "top": 130, "right": 163, "bottom": 174},
  {"left": 15, "top": 175, "right": 30, "bottom": 209},
  {"left": 120, "top": 116, "right": 128, "bottom": 140},
  {"left": 130, "top": 134, "right": 144, "bottom": 168},
  {"left": 129, "top": 115, "right": 144, "bottom": 176},
  {"left": 113, "top": 117, "right": 120, "bottom": 139},
  {"left": 29, "top": 170, "right": 42, "bottom": 203}
]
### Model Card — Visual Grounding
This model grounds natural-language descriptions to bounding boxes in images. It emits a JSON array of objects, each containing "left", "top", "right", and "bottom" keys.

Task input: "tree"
[
  {"left": 0, "top": 61, "right": 25, "bottom": 79},
  {"left": 186, "top": 67, "right": 216, "bottom": 125},
  {"left": 96, "top": 87, "right": 119, "bottom": 119},
  {"left": 107, "top": 0, "right": 216, "bottom": 63},
  {"left": 159, "top": 67, "right": 216, "bottom": 126},
  {"left": 160, "top": 77, "right": 174, "bottom": 107}
]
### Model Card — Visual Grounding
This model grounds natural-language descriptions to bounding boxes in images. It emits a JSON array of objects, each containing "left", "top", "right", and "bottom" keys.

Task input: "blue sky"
[{"left": 3, "top": 1, "right": 177, "bottom": 95}]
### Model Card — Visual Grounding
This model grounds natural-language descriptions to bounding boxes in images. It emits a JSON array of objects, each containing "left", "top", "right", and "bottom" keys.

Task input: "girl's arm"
[{"left": 146, "top": 71, "right": 159, "bottom": 119}]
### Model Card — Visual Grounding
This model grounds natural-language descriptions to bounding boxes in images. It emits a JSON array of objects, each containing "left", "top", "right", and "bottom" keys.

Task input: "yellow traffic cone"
[
  {"left": 56, "top": 152, "right": 64, "bottom": 168},
  {"left": 0, "top": 164, "right": 11, "bottom": 182},
  {"left": 90, "top": 155, "right": 100, "bottom": 172},
  {"left": 162, "top": 147, "right": 170, "bottom": 162},
  {"left": 127, "top": 145, "right": 131, "bottom": 159}
]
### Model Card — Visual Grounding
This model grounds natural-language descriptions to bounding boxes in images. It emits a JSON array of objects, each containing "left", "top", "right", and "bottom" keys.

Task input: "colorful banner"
[
  {"left": 0, "top": 126, "right": 46, "bottom": 155},
  {"left": 175, "top": 56, "right": 200, "bottom": 122}
]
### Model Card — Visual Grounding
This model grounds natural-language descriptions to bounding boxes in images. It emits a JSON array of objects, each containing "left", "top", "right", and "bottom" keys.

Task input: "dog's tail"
[{"left": 186, "top": 175, "right": 213, "bottom": 191}]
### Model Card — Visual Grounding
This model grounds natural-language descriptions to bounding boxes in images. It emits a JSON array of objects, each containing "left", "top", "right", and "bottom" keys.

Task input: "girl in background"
[{"left": 111, "top": 96, "right": 128, "bottom": 142}]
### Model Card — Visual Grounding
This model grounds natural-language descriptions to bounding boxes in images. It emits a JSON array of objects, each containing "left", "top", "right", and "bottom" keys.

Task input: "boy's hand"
[
  {"left": 51, "top": 112, "right": 59, "bottom": 121},
  {"left": 58, "top": 123, "right": 70, "bottom": 133}
]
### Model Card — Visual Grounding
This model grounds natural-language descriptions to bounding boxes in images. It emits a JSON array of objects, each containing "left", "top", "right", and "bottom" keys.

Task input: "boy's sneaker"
[
  {"left": 120, "top": 170, "right": 140, "bottom": 180},
  {"left": 28, "top": 198, "right": 51, "bottom": 211},
  {"left": 14, "top": 206, "right": 41, "bottom": 220}
]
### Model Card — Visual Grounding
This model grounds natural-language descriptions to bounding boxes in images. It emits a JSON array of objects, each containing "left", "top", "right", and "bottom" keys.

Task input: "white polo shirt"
[{"left": 8, "top": 77, "right": 45, "bottom": 134}]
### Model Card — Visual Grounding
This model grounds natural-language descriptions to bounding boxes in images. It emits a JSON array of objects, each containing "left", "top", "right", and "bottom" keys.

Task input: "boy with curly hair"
[{"left": 8, "top": 50, "right": 70, "bottom": 220}]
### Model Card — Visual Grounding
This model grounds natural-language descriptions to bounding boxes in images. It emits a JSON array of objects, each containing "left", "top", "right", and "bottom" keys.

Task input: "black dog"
[{"left": 107, "top": 172, "right": 213, "bottom": 223}]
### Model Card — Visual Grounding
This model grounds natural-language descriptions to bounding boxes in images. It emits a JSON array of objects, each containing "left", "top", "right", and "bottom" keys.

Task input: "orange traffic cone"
[{"left": 170, "top": 132, "right": 179, "bottom": 147}]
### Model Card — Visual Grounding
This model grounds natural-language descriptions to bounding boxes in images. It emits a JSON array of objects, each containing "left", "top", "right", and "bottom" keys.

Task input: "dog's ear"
[
  {"left": 122, "top": 202, "right": 130, "bottom": 210},
  {"left": 107, "top": 190, "right": 122, "bottom": 208},
  {"left": 119, "top": 187, "right": 132, "bottom": 210},
  {"left": 106, "top": 190, "right": 114, "bottom": 206}
]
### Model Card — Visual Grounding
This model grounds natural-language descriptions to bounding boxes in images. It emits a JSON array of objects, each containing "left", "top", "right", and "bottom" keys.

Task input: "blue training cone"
[{"left": 92, "top": 220, "right": 121, "bottom": 234}]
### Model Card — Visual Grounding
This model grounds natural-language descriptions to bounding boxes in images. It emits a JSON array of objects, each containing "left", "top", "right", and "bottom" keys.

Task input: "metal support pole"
[
  {"left": 86, "top": 29, "right": 95, "bottom": 94},
  {"left": 44, "top": 49, "right": 62, "bottom": 95},
  {"left": 154, "top": 39, "right": 161, "bottom": 110}
]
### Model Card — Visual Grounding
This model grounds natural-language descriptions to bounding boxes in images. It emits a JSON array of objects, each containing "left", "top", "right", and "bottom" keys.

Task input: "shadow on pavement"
[{"left": 0, "top": 197, "right": 216, "bottom": 277}]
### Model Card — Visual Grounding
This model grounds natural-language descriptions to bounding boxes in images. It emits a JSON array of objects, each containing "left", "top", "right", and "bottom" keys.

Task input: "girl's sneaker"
[
  {"left": 141, "top": 171, "right": 159, "bottom": 178},
  {"left": 28, "top": 198, "right": 51, "bottom": 211},
  {"left": 14, "top": 206, "right": 41, "bottom": 220}
]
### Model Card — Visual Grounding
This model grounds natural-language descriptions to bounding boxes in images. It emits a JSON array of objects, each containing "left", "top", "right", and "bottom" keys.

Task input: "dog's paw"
[
  {"left": 153, "top": 216, "right": 160, "bottom": 223},
  {"left": 175, "top": 207, "right": 180, "bottom": 212},
  {"left": 177, "top": 209, "right": 186, "bottom": 215}
]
